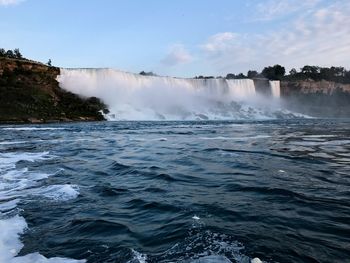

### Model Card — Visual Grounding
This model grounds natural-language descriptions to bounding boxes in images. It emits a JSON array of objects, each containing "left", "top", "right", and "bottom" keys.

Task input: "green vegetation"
[
  {"left": 139, "top": 71, "right": 157, "bottom": 76},
  {"left": 223, "top": 64, "right": 350, "bottom": 84},
  {"left": 285, "top": 66, "right": 350, "bottom": 83},
  {"left": 194, "top": 75, "right": 215, "bottom": 79},
  {"left": 0, "top": 48, "right": 24, "bottom": 60},
  {"left": 224, "top": 65, "right": 286, "bottom": 80},
  {"left": 261, "top": 65, "right": 286, "bottom": 80}
]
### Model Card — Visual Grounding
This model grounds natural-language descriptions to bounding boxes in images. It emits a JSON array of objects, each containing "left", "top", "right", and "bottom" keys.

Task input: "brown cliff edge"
[{"left": 0, "top": 57, "right": 108, "bottom": 124}]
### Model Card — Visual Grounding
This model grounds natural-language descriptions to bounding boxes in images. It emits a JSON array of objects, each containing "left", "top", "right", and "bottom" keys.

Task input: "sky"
[{"left": 0, "top": 0, "right": 349, "bottom": 77}]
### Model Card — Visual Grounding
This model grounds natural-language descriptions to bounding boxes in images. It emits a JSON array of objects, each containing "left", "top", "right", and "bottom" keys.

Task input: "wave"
[
  {"left": 32, "top": 184, "right": 80, "bottom": 201},
  {"left": 0, "top": 151, "right": 83, "bottom": 262},
  {"left": 0, "top": 215, "right": 85, "bottom": 263},
  {"left": 127, "top": 227, "right": 264, "bottom": 263},
  {"left": 2, "top": 127, "right": 66, "bottom": 131}
]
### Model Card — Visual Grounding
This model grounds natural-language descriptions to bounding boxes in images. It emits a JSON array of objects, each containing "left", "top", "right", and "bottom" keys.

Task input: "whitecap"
[
  {"left": 0, "top": 150, "right": 84, "bottom": 263},
  {"left": 33, "top": 184, "right": 80, "bottom": 201},
  {"left": 0, "top": 152, "right": 51, "bottom": 171},
  {"left": 0, "top": 215, "right": 85, "bottom": 263},
  {"left": 0, "top": 199, "right": 19, "bottom": 213},
  {"left": 128, "top": 249, "right": 147, "bottom": 263},
  {"left": 0, "top": 141, "right": 28, "bottom": 145}
]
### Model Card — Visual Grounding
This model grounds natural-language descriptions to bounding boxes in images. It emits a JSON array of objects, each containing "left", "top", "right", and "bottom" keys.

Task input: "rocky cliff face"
[
  {"left": 281, "top": 80, "right": 350, "bottom": 117},
  {"left": 0, "top": 58, "right": 107, "bottom": 123},
  {"left": 281, "top": 80, "right": 350, "bottom": 96}
]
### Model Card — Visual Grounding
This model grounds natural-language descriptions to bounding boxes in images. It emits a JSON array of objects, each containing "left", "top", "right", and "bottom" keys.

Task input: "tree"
[
  {"left": 139, "top": 71, "right": 156, "bottom": 76},
  {"left": 247, "top": 70, "right": 258, "bottom": 79},
  {"left": 300, "top": 65, "right": 320, "bottom": 79},
  {"left": 289, "top": 68, "right": 297, "bottom": 75},
  {"left": 261, "top": 64, "right": 285, "bottom": 80},
  {"left": 236, "top": 73, "right": 247, "bottom": 79},
  {"left": 226, "top": 73, "right": 236, "bottom": 79},
  {"left": 0, "top": 48, "right": 5, "bottom": 57},
  {"left": 345, "top": 71, "right": 350, "bottom": 83},
  {"left": 5, "top": 50, "right": 15, "bottom": 58},
  {"left": 47, "top": 59, "right": 52, "bottom": 66},
  {"left": 13, "top": 48, "right": 22, "bottom": 59},
  {"left": 330, "top": 66, "right": 345, "bottom": 77}
]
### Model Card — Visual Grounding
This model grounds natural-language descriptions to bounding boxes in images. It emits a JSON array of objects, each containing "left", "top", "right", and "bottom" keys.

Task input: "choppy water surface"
[{"left": 0, "top": 120, "right": 350, "bottom": 263}]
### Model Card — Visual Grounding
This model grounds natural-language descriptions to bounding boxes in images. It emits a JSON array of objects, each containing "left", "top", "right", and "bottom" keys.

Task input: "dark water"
[{"left": 1, "top": 119, "right": 350, "bottom": 263}]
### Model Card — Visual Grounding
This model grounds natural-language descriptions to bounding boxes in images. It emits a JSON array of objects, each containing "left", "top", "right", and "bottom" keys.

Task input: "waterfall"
[
  {"left": 269, "top": 81, "right": 281, "bottom": 98},
  {"left": 57, "top": 68, "right": 288, "bottom": 120},
  {"left": 227, "top": 79, "right": 256, "bottom": 99}
]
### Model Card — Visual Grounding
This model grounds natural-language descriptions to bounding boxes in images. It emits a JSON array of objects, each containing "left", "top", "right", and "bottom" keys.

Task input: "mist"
[{"left": 57, "top": 68, "right": 298, "bottom": 121}]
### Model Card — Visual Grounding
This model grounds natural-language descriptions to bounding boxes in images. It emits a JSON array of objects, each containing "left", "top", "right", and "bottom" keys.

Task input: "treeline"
[
  {"left": 194, "top": 64, "right": 350, "bottom": 84},
  {"left": 0, "top": 48, "right": 52, "bottom": 66},
  {"left": 285, "top": 66, "right": 350, "bottom": 84},
  {"left": 193, "top": 65, "right": 286, "bottom": 80},
  {"left": 0, "top": 48, "right": 24, "bottom": 60},
  {"left": 139, "top": 71, "right": 157, "bottom": 76}
]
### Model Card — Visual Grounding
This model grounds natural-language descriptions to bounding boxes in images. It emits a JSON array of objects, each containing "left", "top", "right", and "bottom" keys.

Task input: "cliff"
[
  {"left": 281, "top": 80, "right": 350, "bottom": 117},
  {"left": 0, "top": 58, "right": 107, "bottom": 124},
  {"left": 281, "top": 80, "right": 350, "bottom": 95}
]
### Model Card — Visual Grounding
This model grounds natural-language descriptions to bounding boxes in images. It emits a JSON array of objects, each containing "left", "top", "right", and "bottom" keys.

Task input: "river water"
[{"left": 0, "top": 119, "right": 349, "bottom": 263}]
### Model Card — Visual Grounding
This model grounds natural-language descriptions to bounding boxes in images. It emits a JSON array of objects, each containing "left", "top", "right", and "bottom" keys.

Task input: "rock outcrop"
[
  {"left": 281, "top": 80, "right": 350, "bottom": 96},
  {"left": 0, "top": 58, "right": 108, "bottom": 124},
  {"left": 281, "top": 80, "right": 350, "bottom": 117}
]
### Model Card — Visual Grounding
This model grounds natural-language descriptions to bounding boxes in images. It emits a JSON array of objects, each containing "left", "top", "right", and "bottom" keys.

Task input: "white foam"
[
  {"left": 0, "top": 215, "right": 28, "bottom": 262},
  {"left": 128, "top": 249, "right": 147, "bottom": 263},
  {"left": 135, "top": 229, "right": 266, "bottom": 263},
  {"left": 0, "top": 152, "right": 51, "bottom": 171},
  {"left": 0, "top": 168, "right": 55, "bottom": 202},
  {"left": 0, "top": 215, "right": 85, "bottom": 263},
  {"left": 251, "top": 258, "right": 263, "bottom": 263},
  {"left": 0, "top": 199, "right": 19, "bottom": 213},
  {"left": 0, "top": 150, "right": 84, "bottom": 263},
  {"left": 191, "top": 255, "right": 232, "bottom": 262},
  {"left": 0, "top": 141, "right": 28, "bottom": 145},
  {"left": 34, "top": 184, "right": 80, "bottom": 201},
  {"left": 192, "top": 215, "right": 200, "bottom": 220}
]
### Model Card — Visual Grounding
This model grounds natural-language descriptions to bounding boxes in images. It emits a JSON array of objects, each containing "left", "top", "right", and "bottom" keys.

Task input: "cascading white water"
[
  {"left": 57, "top": 68, "right": 291, "bottom": 120},
  {"left": 269, "top": 81, "right": 281, "bottom": 98},
  {"left": 227, "top": 79, "right": 256, "bottom": 99}
]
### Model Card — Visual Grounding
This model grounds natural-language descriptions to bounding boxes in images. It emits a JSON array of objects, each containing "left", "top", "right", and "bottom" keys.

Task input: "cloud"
[
  {"left": 200, "top": 32, "right": 256, "bottom": 73},
  {"left": 161, "top": 44, "right": 192, "bottom": 66},
  {"left": 0, "top": 0, "right": 25, "bottom": 6},
  {"left": 199, "top": 1, "right": 350, "bottom": 74},
  {"left": 253, "top": 0, "right": 320, "bottom": 21},
  {"left": 201, "top": 32, "right": 237, "bottom": 53}
]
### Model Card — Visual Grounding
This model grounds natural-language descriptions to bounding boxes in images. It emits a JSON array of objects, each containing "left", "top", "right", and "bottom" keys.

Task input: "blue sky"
[{"left": 1, "top": 0, "right": 349, "bottom": 77}]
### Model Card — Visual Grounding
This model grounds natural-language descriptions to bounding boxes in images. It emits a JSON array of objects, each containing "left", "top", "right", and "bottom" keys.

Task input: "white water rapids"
[{"left": 57, "top": 68, "right": 299, "bottom": 120}]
